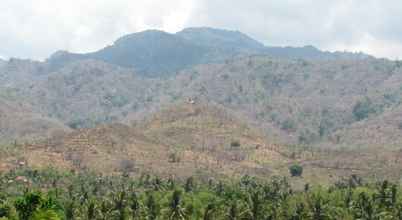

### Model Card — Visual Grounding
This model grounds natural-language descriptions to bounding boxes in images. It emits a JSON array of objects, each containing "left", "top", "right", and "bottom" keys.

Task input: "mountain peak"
[
  {"left": 177, "top": 27, "right": 265, "bottom": 50},
  {"left": 48, "top": 50, "right": 71, "bottom": 60},
  {"left": 114, "top": 29, "right": 173, "bottom": 46}
]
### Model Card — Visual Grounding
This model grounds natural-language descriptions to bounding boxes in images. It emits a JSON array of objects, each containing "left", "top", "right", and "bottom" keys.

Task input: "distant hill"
[
  {"left": 264, "top": 45, "right": 371, "bottom": 60},
  {"left": 45, "top": 27, "right": 372, "bottom": 76}
]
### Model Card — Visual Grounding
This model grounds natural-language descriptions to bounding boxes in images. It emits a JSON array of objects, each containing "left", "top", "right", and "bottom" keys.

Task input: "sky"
[{"left": 1, "top": 0, "right": 401, "bottom": 60}]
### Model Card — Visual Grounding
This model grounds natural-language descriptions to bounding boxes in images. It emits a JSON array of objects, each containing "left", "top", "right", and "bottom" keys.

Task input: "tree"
[
  {"left": 203, "top": 203, "right": 217, "bottom": 220},
  {"left": 146, "top": 193, "right": 158, "bottom": 220},
  {"left": 185, "top": 177, "right": 194, "bottom": 192},
  {"left": 0, "top": 202, "right": 17, "bottom": 220},
  {"left": 167, "top": 190, "right": 185, "bottom": 220},
  {"left": 14, "top": 192, "right": 44, "bottom": 220},
  {"left": 353, "top": 98, "right": 376, "bottom": 121},
  {"left": 14, "top": 192, "right": 62, "bottom": 220},
  {"left": 31, "top": 210, "right": 61, "bottom": 220},
  {"left": 289, "top": 164, "right": 303, "bottom": 177},
  {"left": 129, "top": 192, "right": 141, "bottom": 219}
]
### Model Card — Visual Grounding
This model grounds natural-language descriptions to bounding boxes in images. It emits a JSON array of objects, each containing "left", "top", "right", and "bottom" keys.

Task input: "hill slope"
[
  {"left": 0, "top": 99, "right": 70, "bottom": 142},
  {"left": 2, "top": 54, "right": 402, "bottom": 149},
  {"left": 10, "top": 103, "right": 288, "bottom": 179},
  {"left": 7, "top": 102, "right": 402, "bottom": 183}
]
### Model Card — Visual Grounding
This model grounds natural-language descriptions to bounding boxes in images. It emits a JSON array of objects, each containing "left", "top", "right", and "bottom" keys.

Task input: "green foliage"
[
  {"left": 0, "top": 202, "right": 17, "bottom": 220},
  {"left": 289, "top": 164, "right": 303, "bottom": 177},
  {"left": 30, "top": 210, "right": 61, "bottom": 220},
  {"left": 13, "top": 191, "right": 62, "bottom": 220},
  {"left": 1, "top": 169, "right": 402, "bottom": 219},
  {"left": 281, "top": 119, "right": 296, "bottom": 131},
  {"left": 353, "top": 98, "right": 376, "bottom": 121},
  {"left": 104, "top": 94, "right": 129, "bottom": 108}
]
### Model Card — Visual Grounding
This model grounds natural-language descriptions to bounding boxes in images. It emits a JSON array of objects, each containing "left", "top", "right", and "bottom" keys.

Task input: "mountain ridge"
[{"left": 45, "top": 27, "right": 373, "bottom": 76}]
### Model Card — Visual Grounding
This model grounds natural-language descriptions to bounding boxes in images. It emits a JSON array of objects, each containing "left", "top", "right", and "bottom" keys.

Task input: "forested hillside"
[{"left": 0, "top": 27, "right": 402, "bottom": 185}]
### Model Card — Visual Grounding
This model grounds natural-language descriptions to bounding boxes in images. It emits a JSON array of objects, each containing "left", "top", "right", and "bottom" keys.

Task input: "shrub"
[
  {"left": 104, "top": 94, "right": 129, "bottom": 107},
  {"left": 230, "top": 141, "right": 241, "bottom": 148},
  {"left": 67, "top": 118, "right": 88, "bottom": 129},
  {"left": 289, "top": 164, "right": 303, "bottom": 177},
  {"left": 281, "top": 119, "right": 296, "bottom": 131},
  {"left": 353, "top": 98, "right": 376, "bottom": 121},
  {"left": 0, "top": 202, "right": 17, "bottom": 219},
  {"left": 168, "top": 152, "right": 181, "bottom": 163}
]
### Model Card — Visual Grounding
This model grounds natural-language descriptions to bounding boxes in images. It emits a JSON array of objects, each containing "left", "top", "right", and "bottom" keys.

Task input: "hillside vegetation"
[{"left": 0, "top": 27, "right": 402, "bottom": 184}]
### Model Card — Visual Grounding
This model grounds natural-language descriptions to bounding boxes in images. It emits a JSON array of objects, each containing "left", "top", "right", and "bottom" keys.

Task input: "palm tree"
[
  {"left": 14, "top": 192, "right": 43, "bottom": 220},
  {"left": 86, "top": 200, "right": 97, "bottom": 220},
  {"left": 99, "top": 199, "right": 113, "bottom": 220},
  {"left": 185, "top": 177, "right": 194, "bottom": 193},
  {"left": 14, "top": 191, "right": 63, "bottom": 220},
  {"left": 64, "top": 200, "right": 75, "bottom": 220},
  {"left": 353, "top": 192, "right": 375, "bottom": 220},
  {"left": 203, "top": 203, "right": 216, "bottom": 220},
  {"left": 226, "top": 201, "right": 247, "bottom": 220},
  {"left": 289, "top": 202, "right": 309, "bottom": 220},
  {"left": 31, "top": 209, "right": 61, "bottom": 220},
  {"left": 247, "top": 191, "right": 262, "bottom": 220},
  {"left": 308, "top": 193, "right": 332, "bottom": 220},
  {"left": 167, "top": 190, "right": 186, "bottom": 220},
  {"left": 0, "top": 201, "right": 17, "bottom": 220},
  {"left": 146, "top": 193, "right": 158, "bottom": 220},
  {"left": 130, "top": 192, "right": 142, "bottom": 219},
  {"left": 114, "top": 191, "right": 127, "bottom": 220}
]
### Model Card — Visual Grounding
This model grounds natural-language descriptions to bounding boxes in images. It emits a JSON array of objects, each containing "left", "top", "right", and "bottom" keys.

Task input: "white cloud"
[
  {"left": 186, "top": 0, "right": 402, "bottom": 59},
  {"left": 328, "top": 34, "right": 402, "bottom": 59},
  {"left": 0, "top": 0, "right": 197, "bottom": 60},
  {"left": 0, "top": 0, "right": 402, "bottom": 59}
]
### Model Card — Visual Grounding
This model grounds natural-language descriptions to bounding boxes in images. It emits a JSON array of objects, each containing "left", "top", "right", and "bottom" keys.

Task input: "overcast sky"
[{"left": 1, "top": 0, "right": 401, "bottom": 60}]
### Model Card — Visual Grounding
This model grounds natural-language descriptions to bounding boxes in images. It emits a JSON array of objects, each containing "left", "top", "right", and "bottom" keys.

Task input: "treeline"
[{"left": 1, "top": 168, "right": 402, "bottom": 219}]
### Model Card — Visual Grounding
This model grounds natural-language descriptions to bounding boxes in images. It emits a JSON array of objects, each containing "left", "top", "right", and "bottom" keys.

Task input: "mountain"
[
  {"left": 2, "top": 27, "right": 401, "bottom": 182},
  {"left": 46, "top": 28, "right": 264, "bottom": 76},
  {"left": 46, "top": 27, "right": 371, "bottom": 76},
  {"left": 3, "top": 53, "right": 401, "bottom": 149}
]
